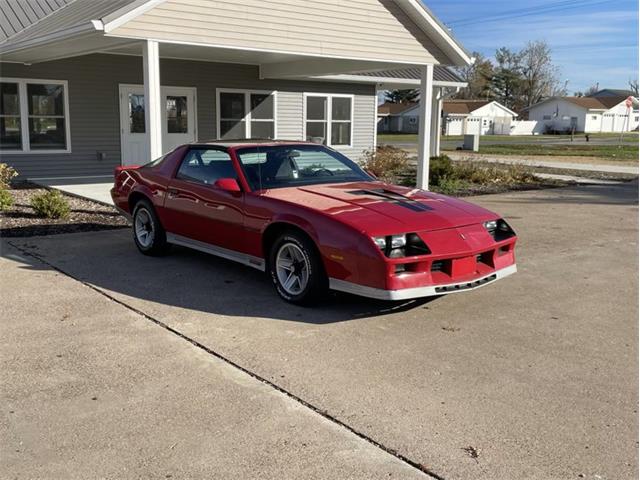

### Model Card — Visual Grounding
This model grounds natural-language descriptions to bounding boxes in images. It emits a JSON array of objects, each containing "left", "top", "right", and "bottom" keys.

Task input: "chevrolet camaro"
[{"left": 111, "top": 140, "right": 517, "bottom": 305}]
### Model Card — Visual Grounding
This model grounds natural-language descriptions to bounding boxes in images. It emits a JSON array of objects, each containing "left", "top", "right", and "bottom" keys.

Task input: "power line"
[{"left": 447, "top": 0, "right": 617, "bottom": 28}]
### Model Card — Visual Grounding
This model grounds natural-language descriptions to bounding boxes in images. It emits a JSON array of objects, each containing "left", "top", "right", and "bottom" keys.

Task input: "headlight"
[
  {"left": 484, "top": 219, "right": 515, "bottom": 241},
  {"left": 371, "top": 233, "right": 430, "bottom": 258}
]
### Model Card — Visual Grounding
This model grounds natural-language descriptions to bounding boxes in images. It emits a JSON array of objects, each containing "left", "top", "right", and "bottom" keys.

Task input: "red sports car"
[{"left": 111, "top": 141, "right": 517, "bottom": 305}]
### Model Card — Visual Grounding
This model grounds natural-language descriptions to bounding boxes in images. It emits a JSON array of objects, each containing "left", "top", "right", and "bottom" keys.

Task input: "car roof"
[{"left": 189, "top": 139, "right": 317, "bottom": 149}]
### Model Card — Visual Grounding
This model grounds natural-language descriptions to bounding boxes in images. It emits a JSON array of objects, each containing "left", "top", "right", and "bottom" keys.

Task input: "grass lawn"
[{"left": 455, "top": 144, "right": 639, "bottom": 160}]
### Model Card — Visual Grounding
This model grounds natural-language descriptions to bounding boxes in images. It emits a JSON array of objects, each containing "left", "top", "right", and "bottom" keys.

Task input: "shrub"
[
  {"left": 0, "top": 187, "right": 13, "bottom": 211},
  {"left": 360, "top": 145, "right": 410, "bottom": 183},
  {"left": 435, "top": 176, "right": 469, "bottom": 195},
  {"left": 0, "top": 163, "right": 18, "bottom": 188},
  {"left": 429, "top": 155, "right": 456, "bottom": 185},
  {"left": 30, "top": 190, "right": 71, "bottom": 219}
]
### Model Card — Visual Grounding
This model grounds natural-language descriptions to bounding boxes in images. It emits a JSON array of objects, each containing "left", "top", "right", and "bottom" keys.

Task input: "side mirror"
[{"left": 214, "top": 177, "right": 241, "bottom": 192}]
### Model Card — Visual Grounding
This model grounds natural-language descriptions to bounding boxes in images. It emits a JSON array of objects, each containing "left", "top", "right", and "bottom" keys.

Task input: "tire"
[
  {"left": 132, "top": 199, "right": 169, "bottom": 256},
  {"left": 268, "top": 231, "right": 328, "bottom": 305}
]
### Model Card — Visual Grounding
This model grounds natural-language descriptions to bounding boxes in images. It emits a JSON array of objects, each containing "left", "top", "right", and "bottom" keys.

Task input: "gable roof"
[
  {"left": 0, "top": 0, "right": 472, "bottom": 68},
  {"left": 564, "top": 96, "right": 627, "bottom": 110},
  {"left": 443, "top": 100, "right": 491, "bottom": 114},
  {"left": 0, "top": 0, "right": 72, "bottom": 42},
  {"left": 589, "top": 89, "right": 635, "bottom": 98},
  {"left": 378, "top": 102, "right": 418, "bottom": 115}
]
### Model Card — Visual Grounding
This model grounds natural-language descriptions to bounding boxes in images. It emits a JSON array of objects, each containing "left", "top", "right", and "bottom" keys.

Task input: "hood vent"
[{"left": 346, "top": 189, "right": 433, "bottom": 212}]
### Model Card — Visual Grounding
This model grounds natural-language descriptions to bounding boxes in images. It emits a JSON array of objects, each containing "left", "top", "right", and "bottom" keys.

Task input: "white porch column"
[
  {"left": 429, "top": 87, "right": 443, "bottom": 157},
  {"left": 416, "top": 64, "right": 433, "bottom": 190},
  {"left": 143, "top": 40, "right": 162, "bottom": 161}
]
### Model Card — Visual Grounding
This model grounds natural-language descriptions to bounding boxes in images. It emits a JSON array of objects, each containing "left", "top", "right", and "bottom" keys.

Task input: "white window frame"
[
  {"left": 303, "top": 93, "right": 354, "bottom": 149},
  {"left": 0, "top": 77, "right": 71, "bottom": 154},
  {"left": 216, "top": 88, "right": 278, "bottom": 140}
]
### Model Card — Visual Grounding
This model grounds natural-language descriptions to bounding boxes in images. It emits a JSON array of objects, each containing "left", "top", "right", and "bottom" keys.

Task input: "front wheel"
[
  {"left": 268, "top": 231, "right": 328, "bottom": 305},
  {"left": 132, "top": 199, "right": 169, "bottom": 256}
]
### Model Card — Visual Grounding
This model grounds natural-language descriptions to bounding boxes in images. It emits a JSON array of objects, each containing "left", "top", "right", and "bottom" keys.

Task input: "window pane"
[
  {"left": 251, "top": 121, "right": 274, "bottom": 139},
  {"left": 0, "top": 117, "right": 21, "bottom": 150},
  {"left": 306, "top": 122, "right": 326, "bottom": 143},
  {"left": 129, "top": 94, "right": 145, "bottom": 133},
  {"left": 306, "top": 96, "right": 326, "bottom": 120},
  {"left": 250, "top": 94, "right": 274, "bottom": 120},
  {"left": 220, "top": 92, "right": 245, "bottom": 119},
  {"left": 27, "top": 84, "right": 64, "bottom": 116},
  {"left": 0, "top": 83, "right": 20, "bottom": 116},
  {"left": 167, "top": 96, "right": 188, "bottom": 133},
  {"left": 177, "top": 148, "right": 236, "bottom": 184},
  {"left": 332, "top": 97, "right": 351, "bottom": 121},
  {"left": 331, "top": 122, "right": 351, "bottom": 146},
  {"left": 220, "top": 120, "right": 246, "bottom": 139},
  {"left": 29, "top": 117, "right": 66, "bottom": 150}
]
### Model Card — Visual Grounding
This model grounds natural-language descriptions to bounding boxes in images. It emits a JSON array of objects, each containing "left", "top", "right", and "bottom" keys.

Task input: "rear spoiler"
[{"left": 114, "top": 165, "right": 140, "bottom": 176}]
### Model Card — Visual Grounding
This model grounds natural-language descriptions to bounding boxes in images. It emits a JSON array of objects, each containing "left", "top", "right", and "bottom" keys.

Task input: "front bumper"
[{"left": 329, "top": 263, "right": 517, "bottom": 300}]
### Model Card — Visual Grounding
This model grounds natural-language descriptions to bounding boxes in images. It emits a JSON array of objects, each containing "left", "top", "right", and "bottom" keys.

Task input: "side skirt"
[{"left": 166, "top": 233, "right": 265, "bottom": 271}]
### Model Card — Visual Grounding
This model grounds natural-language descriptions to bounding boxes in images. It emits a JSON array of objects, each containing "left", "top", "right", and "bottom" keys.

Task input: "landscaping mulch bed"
[{"left": 1, "top": 184, "right": 129, "bottom": 238}]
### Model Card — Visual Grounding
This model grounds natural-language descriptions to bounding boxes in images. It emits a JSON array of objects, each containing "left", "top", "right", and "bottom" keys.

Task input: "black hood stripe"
[{"left": 347, "top": 189, "right": 433, "bottom": 212}]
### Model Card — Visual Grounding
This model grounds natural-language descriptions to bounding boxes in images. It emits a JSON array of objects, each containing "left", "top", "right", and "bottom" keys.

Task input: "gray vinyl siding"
[{"left": 0, "top": 53, "right": 376, "bottom": 178}]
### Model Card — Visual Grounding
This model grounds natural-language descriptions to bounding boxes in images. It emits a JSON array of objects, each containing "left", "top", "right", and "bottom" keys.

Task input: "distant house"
[
  {"left": 377, "top": 102, "right": 419, "bottom": 133},
  {"left": 442, "top": 100, "right": 518, "bottom": 135},
  {"left": 526, "top": 96, "right": 639, "bottom": 133}
]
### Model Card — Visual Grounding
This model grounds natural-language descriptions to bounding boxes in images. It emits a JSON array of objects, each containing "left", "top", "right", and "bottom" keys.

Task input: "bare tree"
[
  {"left": 585, "top": 84, "right": 600, "bottom": 96},
  {"left": 629, "top": 79, "right": 639, "bottom": 96},
  {"left": 519, "top": 40, "right": 561, "bottom": 107},
  {"left": 453, "top": 51, "right": 494, "bottom": 99}
]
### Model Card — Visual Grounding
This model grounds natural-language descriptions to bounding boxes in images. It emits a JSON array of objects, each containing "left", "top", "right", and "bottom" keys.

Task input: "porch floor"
[{"left": 31, "top": 176, "right": 113, "bottom": 205}]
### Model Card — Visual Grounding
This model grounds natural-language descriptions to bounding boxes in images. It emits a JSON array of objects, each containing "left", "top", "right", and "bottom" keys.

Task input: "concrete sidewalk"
[
  {"left": 0, "top": 243, "right": 426, "bottom": 479},
  {"left": 445, "top": 151, "right": 639, "bottom": 174},
  {"left": 31, "top": 176, "right": 113, "bottom": 205}
]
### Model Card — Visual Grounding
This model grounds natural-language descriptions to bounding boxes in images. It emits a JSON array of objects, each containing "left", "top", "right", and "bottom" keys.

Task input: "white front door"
[{"left": 119, "top": 85, "right": 197, "bottom": 165}]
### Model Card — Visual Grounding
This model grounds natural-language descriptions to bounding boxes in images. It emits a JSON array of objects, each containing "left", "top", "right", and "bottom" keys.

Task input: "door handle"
[{"left": 167, "top": 188, "right": 179, "bottom": 197}]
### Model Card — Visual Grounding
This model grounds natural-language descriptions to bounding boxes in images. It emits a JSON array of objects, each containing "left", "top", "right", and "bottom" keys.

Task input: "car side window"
[{"left": 176, "top": 148, "right": 237, "bottom": 185}]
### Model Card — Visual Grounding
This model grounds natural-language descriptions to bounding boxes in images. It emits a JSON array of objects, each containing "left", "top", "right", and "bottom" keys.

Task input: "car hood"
[{"left": 262, "top": 181, "right": 498, "bottom": 235}]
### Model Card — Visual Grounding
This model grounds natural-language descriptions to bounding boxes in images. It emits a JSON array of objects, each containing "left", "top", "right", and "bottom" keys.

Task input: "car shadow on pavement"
[{"left": 7, "top": 236, "right": 440, "bottom": 324}]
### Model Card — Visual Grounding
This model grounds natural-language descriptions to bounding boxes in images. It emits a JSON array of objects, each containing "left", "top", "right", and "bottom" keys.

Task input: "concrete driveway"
[{"left": 2, "top": 181, "right": 638, "bottom": 479}]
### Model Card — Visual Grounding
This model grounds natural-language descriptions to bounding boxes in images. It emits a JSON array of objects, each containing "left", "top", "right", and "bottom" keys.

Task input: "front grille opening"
[
  {"left": 431, "top": 260, "right": 446, "bottom": 272},
  {"left": 394, "top": 264, "right": 407, "bottom": 274},
  {"left": 476, "top": 251, "right": 493, "bottom": 266},
  {"left": 435, "top": 274, "right": 497, "bottom": 293}
]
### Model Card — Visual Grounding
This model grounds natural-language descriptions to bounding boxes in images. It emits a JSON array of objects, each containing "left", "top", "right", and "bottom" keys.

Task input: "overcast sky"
[{"left": 426, "top": 0, "right": 639, "bottom": 93}]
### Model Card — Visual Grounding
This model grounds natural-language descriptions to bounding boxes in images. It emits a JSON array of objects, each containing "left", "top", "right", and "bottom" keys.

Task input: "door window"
[
  {"left": 176, "top": 148, "right": 237, "bottom": 185},
  {"left": 129, "top": 94, "right": 145, "bottom": 133},
  {"left": 167, "top": 96, "right": 188, "bottom": 133}
]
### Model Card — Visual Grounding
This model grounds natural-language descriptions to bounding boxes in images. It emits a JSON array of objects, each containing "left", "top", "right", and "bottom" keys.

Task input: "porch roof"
[{"left": 0, "top": 0, "right": 472, "bottom": 77}]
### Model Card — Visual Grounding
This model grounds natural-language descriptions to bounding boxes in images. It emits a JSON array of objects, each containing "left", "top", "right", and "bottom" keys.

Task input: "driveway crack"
[{"left": 8, "top": 240, "right": 446, "bottom": 480}]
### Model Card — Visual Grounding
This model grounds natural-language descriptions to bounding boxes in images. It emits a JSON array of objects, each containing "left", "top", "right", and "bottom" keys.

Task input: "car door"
[{"left": 163, "top": 147, "right": 245, "bottom": 253}]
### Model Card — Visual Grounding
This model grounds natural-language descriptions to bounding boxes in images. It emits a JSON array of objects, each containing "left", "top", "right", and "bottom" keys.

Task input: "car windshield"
[{"left": 235, "top": 144, "right": 372, "bottom": 190}]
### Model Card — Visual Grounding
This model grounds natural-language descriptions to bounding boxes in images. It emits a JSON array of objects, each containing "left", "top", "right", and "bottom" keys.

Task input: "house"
[
  {"left": 377, "top": 102, "right": 419, "bottom": 133},
  {"left": 526, "top": 96, "right": 639, "bottom": 133},
  {"left": 0, "top": 0, "right": 473, "bottom": 190},
  {"left": 442, "top": 100, "right": 518, "bottom": 136},
  {"left": 374, "top": 66, "right": 466, "bottom": 134}
]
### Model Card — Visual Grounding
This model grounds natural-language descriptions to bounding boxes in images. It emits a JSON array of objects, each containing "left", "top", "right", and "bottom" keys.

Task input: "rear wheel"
[
  {"left": 132, "top": 199, "right": 169, "bottom": 256},
  {"left": 268, "top": 231, "right": 328, "bottom": 305}
]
